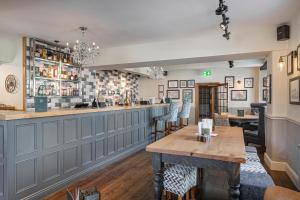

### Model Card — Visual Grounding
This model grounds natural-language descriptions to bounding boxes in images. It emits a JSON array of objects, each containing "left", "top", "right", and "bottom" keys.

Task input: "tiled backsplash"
[{"left": 26, "top": 69, "right": 139, "bottom": 110}]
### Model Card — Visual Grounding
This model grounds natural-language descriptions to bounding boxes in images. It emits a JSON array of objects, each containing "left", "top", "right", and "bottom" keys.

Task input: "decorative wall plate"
[{"left": 5, "top": 74, "right": 19, "bottom": 94}]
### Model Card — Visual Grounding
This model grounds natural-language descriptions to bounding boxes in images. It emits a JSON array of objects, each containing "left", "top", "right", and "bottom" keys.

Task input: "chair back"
[
  {"left": 250, "top": 103, "right": 266, "bottom": 139},
  {"left": 213, "top": 113, "right": 230, "bottom": 126},
  {"left": 179, "top": 100, "right": 191, "bottom": 119},
  {"left": 168, "top": 102, "right": 180, "bottom": 122}
]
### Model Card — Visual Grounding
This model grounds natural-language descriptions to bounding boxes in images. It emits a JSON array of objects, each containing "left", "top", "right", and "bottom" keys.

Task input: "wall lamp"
[
  {"left": 229, "top": 60, "right": 234, "bottom": 68},
  {"left": 278, "top": 50, "right": 298, "bottom": 71}
]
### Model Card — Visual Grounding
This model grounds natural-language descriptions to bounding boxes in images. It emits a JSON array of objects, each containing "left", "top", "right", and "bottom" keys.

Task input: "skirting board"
[{"left": 264, "top": 153, "right": 300, "bottom": 190}]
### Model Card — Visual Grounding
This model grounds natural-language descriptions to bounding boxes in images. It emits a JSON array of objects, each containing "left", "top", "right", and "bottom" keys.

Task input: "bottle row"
[
  {"left": 34, "top": 43, "right": 75, "bottom": 65},
  {"left": 35, "top": 65, "right": 80, "bottom": 81},
  {"left": 36, "top": 81, "right": 80, "bottom": 97}
]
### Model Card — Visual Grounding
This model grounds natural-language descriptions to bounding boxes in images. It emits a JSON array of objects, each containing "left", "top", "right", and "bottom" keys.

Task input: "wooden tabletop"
[
  {"left": 146, "top": 125, "right": 246, "bottom": 163},
  {"left": 228, "top": 114, "right": 258, "bottom": 120}
]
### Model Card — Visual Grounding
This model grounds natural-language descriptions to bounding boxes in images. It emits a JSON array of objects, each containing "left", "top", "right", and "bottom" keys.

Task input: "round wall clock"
[{"left": 5, "top": 74, "right": 18, "bottom": 93}]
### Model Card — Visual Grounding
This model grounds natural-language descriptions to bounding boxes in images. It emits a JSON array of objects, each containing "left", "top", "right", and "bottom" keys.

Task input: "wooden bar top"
[
  {"left": 228, "top": 114, "right": 258, "bottom": 120},
  {"left": 0, "top": 104, "right": 168, "bottom": 121},
  {"left": 146, "top": 125, "right": 246, "bottom": 163}
]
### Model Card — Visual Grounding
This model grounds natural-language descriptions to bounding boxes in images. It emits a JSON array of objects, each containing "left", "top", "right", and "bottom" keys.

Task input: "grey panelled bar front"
[{"left": 0, "top": 105, "right": 167, "bottom": 200}]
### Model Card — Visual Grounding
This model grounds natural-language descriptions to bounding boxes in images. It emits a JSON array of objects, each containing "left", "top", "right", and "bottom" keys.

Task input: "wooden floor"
[{"left": 45, "top": 150, "right": 297, "bottom": 200}]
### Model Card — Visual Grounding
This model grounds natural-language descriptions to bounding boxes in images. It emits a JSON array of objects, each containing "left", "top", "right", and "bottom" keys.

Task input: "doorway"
[{"left": 195, "top": 83, "right": 228, "bottom": 123}]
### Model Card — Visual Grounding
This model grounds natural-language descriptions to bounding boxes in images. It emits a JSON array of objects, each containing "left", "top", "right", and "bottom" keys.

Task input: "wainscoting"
[
  {"left": 0, "top": 105, "right": 167, "bottom": 200},
  {"left": 265, "top": 115, "right": 300, "bottom": 190}
]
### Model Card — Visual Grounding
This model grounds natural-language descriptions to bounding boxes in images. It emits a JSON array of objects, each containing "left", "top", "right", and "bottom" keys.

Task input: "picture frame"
[
  {"left": 289, "top": 76, "right": 300, "bottom": 105},
  {"left": 167, "top": 90, "right": 180, "bottom": 99},
  {"left": 158, "top": 85, "right": 164, "bottom": 92},
  {"left": 182, "top": 89, "right": 193, "bottom": 103},
  {"left": 263, "top": 76, "right": 268, "bottom": 87},
  {"left": 297, "top": 45, "right": 300, "bottom": 71},
  {"left": 263, "top": 89, "right": 268, "bottom": 101},
  {"left": 244, "top": 78, "right": 254, "bottom": 88},
  {"left": 231, "top": 90, "right": 247, "bottom": 101},
  {"left": 180, "top": 80, "right": 187, "bottom": 88},
  {"left": 266, "top": 74, "right": 272, "bottom": 104},
  {"left": 287, "top": 51, "right": 294, "bottom": 75},
  {"left": 225, "top": 76, "right": 235, "bottom": 88},
  {"left": 158, "top": 92, "right": 164, "bottom": 99},
  {"left": 168, "top": 80, "right": 178, "bottom": 88},
  {"left": 187, "top": 80, "right": 195, "bottom": 88}
]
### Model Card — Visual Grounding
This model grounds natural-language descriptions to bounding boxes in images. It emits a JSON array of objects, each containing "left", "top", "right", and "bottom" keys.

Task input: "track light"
[
  {"left": 220, "top": 15, "right": 229, "bottom": 30},
  {"left": 215, "top": 0, "right": 228, "bottom": 15},
  {"left": 223, "top": 30, "right": 231, "bottom": 40},
  {"left": 216, "top": 0, "right": 231, "bottom": 40},
  {"left": 229, "top": 60, "right": 234, "bottom": 68}
]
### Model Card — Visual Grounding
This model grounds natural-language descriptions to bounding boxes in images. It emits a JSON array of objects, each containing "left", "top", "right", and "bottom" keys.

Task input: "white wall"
[
  {"left": 139, "top": 67, "right": 260, "bottom": 123},
  {"left": 0, "top": 37, "right": 23, "bottom": 110},
  {"left": 264, "top": 11, "right": 300, "bottom": 189}
]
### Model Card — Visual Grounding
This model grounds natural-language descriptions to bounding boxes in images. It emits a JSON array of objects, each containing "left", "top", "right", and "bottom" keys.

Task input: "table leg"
[
  {"left": 152, "top": 153, "right": 164, "bottom": 200},
  {"left": 227, "top": 163, "right": 240, "bottom": 200}
]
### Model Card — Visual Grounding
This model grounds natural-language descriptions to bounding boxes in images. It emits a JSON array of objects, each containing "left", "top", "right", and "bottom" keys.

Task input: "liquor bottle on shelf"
[{"left": 42, "top": 48, "right": 47, "bottom": 59}]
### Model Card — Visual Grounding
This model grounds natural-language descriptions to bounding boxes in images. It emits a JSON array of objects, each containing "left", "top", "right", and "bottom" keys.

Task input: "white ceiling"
[{"left": 0, "top": 0, "right": 299, "bottom": 48}]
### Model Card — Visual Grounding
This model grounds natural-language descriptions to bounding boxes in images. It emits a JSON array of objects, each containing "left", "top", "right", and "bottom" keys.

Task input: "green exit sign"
[{"left": 202, "top": 70, "right": 212, "bottom": 77}]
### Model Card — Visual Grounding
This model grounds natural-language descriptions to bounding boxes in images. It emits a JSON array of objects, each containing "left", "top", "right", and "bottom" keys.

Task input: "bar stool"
[
  {"left": 178, "top": 100, "right": 191, "bottom": 128},
  {"left": 152, "top": 102, "right": 179, "bottom": 141},
  {"left": 163, "top": 164, "right": 197, "bottom": 200}
]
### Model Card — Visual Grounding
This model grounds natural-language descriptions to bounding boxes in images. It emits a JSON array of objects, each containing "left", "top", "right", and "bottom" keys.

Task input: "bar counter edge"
[{"left": 0, "top": 104, "right": 168, "bottom": 200}]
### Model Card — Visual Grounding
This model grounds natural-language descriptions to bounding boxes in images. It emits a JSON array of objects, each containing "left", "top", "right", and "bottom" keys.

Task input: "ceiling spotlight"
[
  {"left": 229, "top": 60, "right": 234, "bottom": 68},
  {"left": 223, "top": 29, "right": 231, "bottom": 40},
  {"left": 220, "top": 15, "right": 230, "bottom": 30},
  {"left": 215, "top": 0, "right": 228, "bottom": 15}
]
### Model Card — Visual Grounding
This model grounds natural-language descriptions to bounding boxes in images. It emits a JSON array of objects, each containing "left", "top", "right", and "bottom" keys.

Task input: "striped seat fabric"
[
  {"left": 213, "top": 113, "right": 230, "bottom": 126},
  {"left": 163, "top": 164, "right": 197, "bottom": 197}
]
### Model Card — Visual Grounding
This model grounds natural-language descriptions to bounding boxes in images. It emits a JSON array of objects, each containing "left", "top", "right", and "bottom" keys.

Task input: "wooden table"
[
  {"left": 228, "top": 114, "right": 258, "bottom": 120},
  {"left": 146, "top": 125, "right": 246, "bottom": 200}
]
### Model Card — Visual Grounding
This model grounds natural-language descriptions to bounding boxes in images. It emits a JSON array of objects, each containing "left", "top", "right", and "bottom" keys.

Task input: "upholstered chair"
[
  {"left": 213, "top": 113, "right": 230, "bottom": 126},
  {"left": 178, "top": 99, "right": 191, "bottom": 128},
  {"left": 163, "top": 164, "right": 197, "bottom": 200},
  {"left": 152, "top": 102, "right": 180, "bottom": 141}
]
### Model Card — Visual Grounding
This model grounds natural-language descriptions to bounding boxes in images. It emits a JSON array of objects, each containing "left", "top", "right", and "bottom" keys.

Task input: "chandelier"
[
  {"left": 147, "top": 66, "right": 164, "bottom": 80},
  {"left": 67, "top": 27, "right": 100, "bottom": 66}
]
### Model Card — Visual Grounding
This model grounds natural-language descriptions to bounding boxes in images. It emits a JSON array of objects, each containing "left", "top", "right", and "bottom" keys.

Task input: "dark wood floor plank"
[{"left": 44, "top": 150, "right": 298, "bottom": 200}]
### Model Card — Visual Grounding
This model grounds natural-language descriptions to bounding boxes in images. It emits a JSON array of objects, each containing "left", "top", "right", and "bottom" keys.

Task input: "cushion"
[{"left": 163, "top": 164, "right": 197, "bottom": 196}]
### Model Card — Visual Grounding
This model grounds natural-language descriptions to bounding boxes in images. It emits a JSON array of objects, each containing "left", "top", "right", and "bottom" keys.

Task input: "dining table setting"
[{"left": 146, "top": 124, "right": 246, "bottom": 200}]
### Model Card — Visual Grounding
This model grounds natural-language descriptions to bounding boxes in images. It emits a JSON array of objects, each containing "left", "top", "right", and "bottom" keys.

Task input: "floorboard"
[{"left": 44, "top": 150, "right": 298, "bottom": 200}]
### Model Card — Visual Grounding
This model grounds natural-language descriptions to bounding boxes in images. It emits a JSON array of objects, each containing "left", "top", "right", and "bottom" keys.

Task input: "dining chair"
[
  {"left": 152, "top": 102, "right": 179, "bottom": 141},
  {"left": 213, "top": 113, "right": 230, "bottom": 126},
  {"left": 243, "top": 103, "right": 266, "bottom": 151},
  {"left": 163, "top": 164, "right": 197, "bottom": 200},
  {"left": 178, "top": 99, "right": 191, "bottom": 128}
]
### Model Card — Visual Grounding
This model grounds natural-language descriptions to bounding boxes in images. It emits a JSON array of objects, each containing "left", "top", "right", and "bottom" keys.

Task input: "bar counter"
[
  {"left": 0, "top": 104, "right": 169, "bottom": 120},
  {"left": 0, "top": 104, "right": 168, "bottom": 200}
]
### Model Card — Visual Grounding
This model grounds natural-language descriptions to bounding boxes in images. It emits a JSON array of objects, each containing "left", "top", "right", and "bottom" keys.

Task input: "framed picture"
[
  {"left": 182, "top": 89, "right": 193, "bottom": 103},
  {"left": 180, "top": 80, "right": 187, "bottom": 88},
  {"left": 289, "top": 76, "right": 300, "bottom": 105},
  {"left": 158, "top": 92, "right": 164, "bottom": 99},
  {"left": 287, "top": 51, "right": 294, "bottom": 75},
  {"left": 167, "top": 90, "right": 180, "bottom": 99},
  {"left": 263, "top": 89, "right": 268, "bottom": 101},
  {"left": 244, "top": 78, "right": 254, "bottom": 88},
  {"left": 225, "top": 76, "right": 235, "bottom": 88},
  {"left": 168, "top": 80, "right": 178, "bottom": 88},
  {"left": 263, "top": 76, "right": 268, "bottom": 87},
  {"left": 297, "top": 46, "right": 300, "bottom": 71},
  {"left": 187, "top": 80, "right": 195, "bottom": 88},
  {"left": 231, "top": 90, "right": 247, "bottom": 101},
  {"left": 158, "top": 85, "right": 164, "bottom": 92},
  {"left": 266, "top": 74, "right": 272, "bottom": 104}
]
